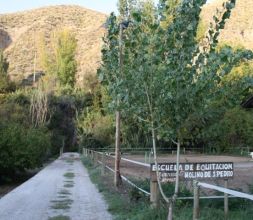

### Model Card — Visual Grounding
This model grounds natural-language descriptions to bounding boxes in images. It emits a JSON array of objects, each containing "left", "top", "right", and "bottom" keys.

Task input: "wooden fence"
[
  {"left": 82, "top": 148, "right": 253, "bottom": 219},
  {"left": 193, "top": 181, "right": 253, "bottom": 220}
]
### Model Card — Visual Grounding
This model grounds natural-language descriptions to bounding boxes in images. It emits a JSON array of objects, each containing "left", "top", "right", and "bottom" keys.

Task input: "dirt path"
[{"left": 0, "top": 153, "right": 112, "bottom": 220}]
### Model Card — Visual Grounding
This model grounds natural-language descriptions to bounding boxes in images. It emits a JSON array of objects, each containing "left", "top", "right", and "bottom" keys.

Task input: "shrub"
[
  {"left": 204, "top": 107, "right": 253, "bottom": 153},
  {"left": 0, "top": 122, "right": 51, "bottom": 179}
]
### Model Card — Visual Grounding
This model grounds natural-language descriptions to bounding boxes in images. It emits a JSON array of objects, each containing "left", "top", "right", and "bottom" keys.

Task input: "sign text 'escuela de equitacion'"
[{"left": 151, "top": 162, "right": 234, "bottom": 181}]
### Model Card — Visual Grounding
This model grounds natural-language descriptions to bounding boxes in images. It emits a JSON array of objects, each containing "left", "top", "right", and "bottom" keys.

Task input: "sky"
[
  {"left": 0, "top": 0, "right": 214, "bottom": 15},
  {"left": 0, "top": 0, "right": 119, "bottom": 14}
]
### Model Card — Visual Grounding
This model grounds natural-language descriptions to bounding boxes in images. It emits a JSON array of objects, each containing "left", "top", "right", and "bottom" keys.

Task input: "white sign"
[{"left": 151, "top": 162, "right": 234, "bottom": 181}]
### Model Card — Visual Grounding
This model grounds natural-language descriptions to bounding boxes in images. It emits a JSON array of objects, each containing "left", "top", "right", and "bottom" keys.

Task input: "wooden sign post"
[
  {"left": 150, "top": 162, "right": 234, "bottom": 183},
  {"left": 150, "top": 162, "right": 234, "bottom": 216},
  {"left": 150, "top": 179, "right": 159, "bottom": 208}
]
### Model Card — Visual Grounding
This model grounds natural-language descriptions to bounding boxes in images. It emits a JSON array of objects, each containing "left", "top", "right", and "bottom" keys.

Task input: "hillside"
[
  {"left": 0, "top": 5, "right": 107, "bottom": 85},
  {"left": 0, "top": 1, "right": 252, "bottom": 85},
  {"left": 201, "top": 0, "right": 253, "bottom": 49}
]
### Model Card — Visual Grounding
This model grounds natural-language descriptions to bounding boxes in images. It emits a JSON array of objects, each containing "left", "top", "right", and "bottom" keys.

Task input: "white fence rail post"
[
  {"left": 145, "top": 152, "right": 148, "bottom": 164},
  {"left": 224, "top": 179, "right": 229, "bottom": 220},
  {"left": 193, "top": 180, "right": 200, "bottom": 220}
]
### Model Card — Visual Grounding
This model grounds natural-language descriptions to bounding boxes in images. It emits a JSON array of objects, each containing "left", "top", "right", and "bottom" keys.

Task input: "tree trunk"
[
  {"left": 175, "top": 141, "right": 181, "bottom": 195},
  {"left": 114, "top": 110, "right": 122, "bottom": 187},
  {"left": 167, "top": 202, "right": 173, "bottom": 220},
  {"left": 168, "top": 140, "right": 181, "bottom": 220},
  {"left": 114, "top": 23, "right": 124, "bottom": 188}
]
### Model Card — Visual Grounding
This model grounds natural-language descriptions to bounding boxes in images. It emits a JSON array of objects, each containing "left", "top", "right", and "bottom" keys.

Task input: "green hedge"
[{"left": 0, "top": 122, "right": 51, "bottom": 178}]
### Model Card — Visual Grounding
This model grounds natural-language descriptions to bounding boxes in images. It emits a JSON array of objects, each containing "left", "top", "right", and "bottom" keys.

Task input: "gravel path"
[{"left": 0, "top": 153, "right": 112, "bottom": 220}]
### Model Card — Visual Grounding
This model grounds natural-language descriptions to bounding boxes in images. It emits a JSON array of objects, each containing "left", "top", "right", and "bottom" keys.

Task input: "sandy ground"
[{"left": 0, "top": 153, "right": 112, "bottom": 220}]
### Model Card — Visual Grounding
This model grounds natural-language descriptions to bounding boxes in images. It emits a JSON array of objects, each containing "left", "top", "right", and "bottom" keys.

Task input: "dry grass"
[
  {"left": 0, "top": 1, "right": 252, "bottom": 86},
  {"left": 201, "top": 0, "right": 253, "bottom": 49},
  {"left": 0, "top": 5, "right": 107, "bottom": 85}
]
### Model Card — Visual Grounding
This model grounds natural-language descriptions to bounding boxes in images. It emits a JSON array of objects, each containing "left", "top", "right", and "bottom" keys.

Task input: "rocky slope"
[
  {"left": 201, "top": 0, "right": 253, "bottom": 49},
  {"left": 0, "top": 5, "right": 107, "bottom": 85}
]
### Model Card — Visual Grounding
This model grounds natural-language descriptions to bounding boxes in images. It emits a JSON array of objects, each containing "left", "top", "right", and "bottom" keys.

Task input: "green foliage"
[
  {"left": 39, "top": 29, "right": 77, "bottom": 88},
  {"left": 82, "top": 156, "right": 253, "bottom": 220},
  {"left": 55, "top": 30, "right": 77, "bottom": 87},
  {"left": 196, "top": 18, "right": 208, "bottom": 42},
  {"left": 0, "top": 92, "right": 31, "bottom": 126},
  {"left": 0, "top": 50, "right": 9, "bottom": 92},
  {"left": 159, "top": 0, "right": 181, "bottom": 29},
  {"left": 118, "top": 0, "right": 137, "bottom": 20},
  {"left": 49, "top": 95, "right": 77, "bottom": 152},
  {"left": 99, "top": 0, "right": 253, "bottom": 154},
  {"left": 0, "top": 50, "right": 15, "bottom": 93},
  {"left": 0, "top": 50, "right": 9, "bottom": 75},
  {"left": 204, "top": 107, "right": 253, "bottom": 152},
  {"left": 81, "top": 156, "right": 167, "bottom": 220},
  {"left": 121, "top": 117, "right": 153, "bottom": 149},
  {"left": 75, "top": 78, "right": 116, "bottom": 149},
  {"left": 0, "top": 91, "right": 52, "bottom": 180},
  {"left": 77, "top": 109, "right": 114, "bottom": 149},
  {"left": 0, "top": 122, "right": 51, "bottom": 177}
]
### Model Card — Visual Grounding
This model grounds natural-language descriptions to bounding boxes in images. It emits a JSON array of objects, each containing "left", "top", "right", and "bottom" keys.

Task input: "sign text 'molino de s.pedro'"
[{"left": 151, "top": 162, "right": 234, "bottom": 182}]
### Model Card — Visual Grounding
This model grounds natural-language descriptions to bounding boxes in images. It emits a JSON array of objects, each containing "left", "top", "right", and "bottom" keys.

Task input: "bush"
[
  {"left": 49, "top": 95, "right": 77, "bottom": 152},
  {"left": 204, "top": 107, "right": 253, "bottom": 153},
  {"left": 77, "top": 110, "right": 114, "bottom": 149},
  {"left": 0, "top": 122, "right": 51, "bottom": 179}
]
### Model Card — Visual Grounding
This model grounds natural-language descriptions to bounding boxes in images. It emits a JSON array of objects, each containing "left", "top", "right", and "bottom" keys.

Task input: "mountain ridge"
[
  {"left": 0, "top": 1, "right": 252, "bottom": 85},
  {"left": 0, "top": 5, "right": 107, "bottom": 85}
]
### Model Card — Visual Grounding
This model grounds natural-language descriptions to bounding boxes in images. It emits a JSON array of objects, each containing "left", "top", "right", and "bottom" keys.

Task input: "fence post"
[
  {"left": 145, "top": 152, "right": 148, "bottom": 164},
  {"left": 101, "top": 152, "right": 106, "bottom": 176},
  {"left": 150, "top": 178, "right": 159, "bottom": 208},
  {"left": 224, "top": 179, "right": 229, "bottom": 220},
  {"left": 60, "top": 147, "right": 63, "bottom": 157},
  {"left": 82, "top": 148, "right": 85, "bottom": 156},
  {"left": 193, "top": 180, "right": 200, "bottom": 220},
  {"left": 149, "top": 151, "right": 153, "bottom": 164},
  {"left": 94, "top": 151, "right": 97, "bottom": 164},
  {"left": 91, "top": 150, "right": 94, "bottom": 161}
]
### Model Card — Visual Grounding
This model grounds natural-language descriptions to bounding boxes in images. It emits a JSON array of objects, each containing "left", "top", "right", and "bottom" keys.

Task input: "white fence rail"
[
  {"left": 97, "top": 160, "right": 151, "bottom": 196},
  {"left": 83, "top": 148, "right": 253, "bottom": 220},
  {"left": 193, "top": 180, "right": 253, "bottom": 220},
  {"left": 197, "top": 182, "right": 253, "bottom": 201}
]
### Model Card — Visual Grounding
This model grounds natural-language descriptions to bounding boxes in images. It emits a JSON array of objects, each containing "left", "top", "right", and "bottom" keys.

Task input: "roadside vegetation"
[
  {"left": 86, "top": 0, "right": 253, "bottom": 218},
  {"left": 82, "top": 156, "right": 253, "bottom": 220},
  {"left": 0, "top": 0, "right": 253, "bottom": 217},
  {"left": 1, "top": 1, "right": 252, "bottom": 184},
  {"left": 0, "top": 30, "right": 94, "bottom": 184},
  {"left": 75, "top": 0, "right": 253, "bottom": 157}
]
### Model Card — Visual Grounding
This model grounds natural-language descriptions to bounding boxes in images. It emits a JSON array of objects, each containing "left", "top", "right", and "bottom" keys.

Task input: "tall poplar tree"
[
  {"left": 0, "top": 50, "right": 10, "bottom": 93},
  {"left": 100, "top": 0, "right": 253, "bottom": 219}
]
